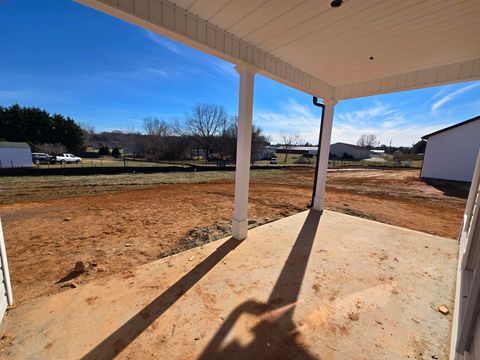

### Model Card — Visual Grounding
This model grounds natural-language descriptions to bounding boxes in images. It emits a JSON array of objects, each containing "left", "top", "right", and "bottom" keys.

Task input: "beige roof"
[{"left": 78, "top": 0, "right": 480, "bottom": 99}]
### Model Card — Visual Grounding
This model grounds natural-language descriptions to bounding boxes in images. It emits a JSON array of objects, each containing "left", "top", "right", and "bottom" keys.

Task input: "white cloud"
[
  {"left": 254, "top": 99, "right": 320, "bottom": 144},
  {"left": 254, "top": 99, "right": 451, "bottom": 146},
  {"left": 431, "top": 82, "right": 480, "bottom": 113},
  {"left": 90, "top": 67, "right": 173, "bottom": 83},
  {"left": 337, "top": 103, "right": 390, "bottom": 127},
  {"left": 332, "top": 121, "right": 449, "bottom": 147},
  {"left": 209, "top": 60, "right": 237, "bottom": 78},
  {"left": 144, "top": 30, "right": 181, "bottom": 54}
]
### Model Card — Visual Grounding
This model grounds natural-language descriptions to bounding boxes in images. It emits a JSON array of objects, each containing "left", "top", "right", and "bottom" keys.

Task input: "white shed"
[
  {"left": 0, "top": 142, "right": 32, "bottom": 168},
  {"left": 421, "top": 116, "right": 480, "bottom": 182}
]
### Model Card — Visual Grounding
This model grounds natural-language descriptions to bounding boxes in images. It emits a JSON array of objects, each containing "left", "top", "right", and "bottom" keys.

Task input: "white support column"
[
  {"left": 232, "top": 63, "right": 256, "bottom": 240},
  {"left": 312, "top": 98, "right": 338, "bottom": 212},
  {"left": 0, "top": 218, "right": 13, "bottom": 307}
]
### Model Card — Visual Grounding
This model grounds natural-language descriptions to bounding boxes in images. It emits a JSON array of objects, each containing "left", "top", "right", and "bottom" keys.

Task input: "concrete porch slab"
[{"left": 3, "top": 210, "right": 458, "bottom": 359}]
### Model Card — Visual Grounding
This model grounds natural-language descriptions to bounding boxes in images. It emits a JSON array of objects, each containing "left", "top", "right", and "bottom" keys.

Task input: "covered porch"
[
  {"left": 5, "top": 210, "right": 457, "bottom": 359},
  {"left": 1, "top": 0, "right": 476, "bottom": 358}
]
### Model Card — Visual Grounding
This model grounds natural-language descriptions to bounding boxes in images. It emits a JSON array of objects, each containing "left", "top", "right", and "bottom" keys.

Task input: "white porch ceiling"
[{"left": 78, "top": 0, "right": 480, "bottom": 100}]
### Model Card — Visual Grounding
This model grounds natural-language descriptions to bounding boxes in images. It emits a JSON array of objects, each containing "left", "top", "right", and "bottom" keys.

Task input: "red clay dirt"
[{"left": 0, "top": 168, "right": 467, "bottom": 305}]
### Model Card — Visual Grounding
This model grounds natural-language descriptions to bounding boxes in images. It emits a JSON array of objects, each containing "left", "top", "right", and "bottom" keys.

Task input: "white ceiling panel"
[{"left": 78, "top": 0, "right": 480, "bottom": 99}]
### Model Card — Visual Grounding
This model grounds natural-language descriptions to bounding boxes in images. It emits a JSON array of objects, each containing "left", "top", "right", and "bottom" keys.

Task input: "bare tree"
[
  {"left": 141, "top": 117, "right": 170, "bottom": 160},
  {"left": 221, "top": 118, "right": 270, "bottom": 163},
  {"left": 177, "top": 104, "right": 227, "bottom": 159},
  {"left": 357, "top": 134, "right": 380, "bottom": 149},
  {"left": 281, "top": 134, "right": 300, "bottom": 163},
  {"left": 143, "top": 117, "right": 170, "bottom": 137},
  {"left": 80, "top": 123, "right": 95, "bottom": 148}
]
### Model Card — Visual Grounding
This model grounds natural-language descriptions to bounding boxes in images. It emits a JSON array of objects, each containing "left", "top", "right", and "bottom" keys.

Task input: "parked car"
[
  {"left": 31, "top": 153, "right": 55, "bottom": 165},
  {"left": 270, "top": 157, "right": 278, "bottom": 164},
  {"left": 55, "top": 153, "right": 82, "bottom": 164}
]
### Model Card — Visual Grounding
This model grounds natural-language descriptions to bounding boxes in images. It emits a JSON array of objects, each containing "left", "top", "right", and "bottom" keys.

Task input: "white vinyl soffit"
[{"left": 77, "top": 0, "right": 480, "bottom": 100}]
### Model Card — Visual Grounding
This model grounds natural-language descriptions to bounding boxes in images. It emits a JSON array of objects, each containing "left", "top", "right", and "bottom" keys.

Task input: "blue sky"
[{"left": 1, "top": 0, "right": 479, "bottom": 146}]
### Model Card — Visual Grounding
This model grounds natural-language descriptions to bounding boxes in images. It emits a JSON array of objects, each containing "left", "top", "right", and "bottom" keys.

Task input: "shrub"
[
  {"left": 111, "top": 147, "right": 121, "bottom": 158},
  {"left": 295, "top": 156, "right": 309, "bottom": 164},
  {"left": 98, "top": 144, "right": 110, "bottom": 156}
]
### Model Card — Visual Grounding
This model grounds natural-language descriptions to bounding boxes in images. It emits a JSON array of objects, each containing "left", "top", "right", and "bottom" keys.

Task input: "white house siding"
[
  {"left": 422, "top": 120, "right": 480, "bottom": 182},
  {"left": 329, "top": 143, "right": 370, "bottom": 160},
  {"left": 0, "top": 143, "right": 32, "bottom": 168}
]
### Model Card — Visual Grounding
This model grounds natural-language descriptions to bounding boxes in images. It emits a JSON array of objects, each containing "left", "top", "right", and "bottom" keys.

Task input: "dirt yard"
[{"left": 0, "top": 168, "right": 468, "bottom": 305}]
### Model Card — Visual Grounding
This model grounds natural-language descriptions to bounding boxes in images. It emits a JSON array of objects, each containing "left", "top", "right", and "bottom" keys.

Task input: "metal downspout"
[{"left": 310, "top": 97, "right": 325, "bottom": 208}]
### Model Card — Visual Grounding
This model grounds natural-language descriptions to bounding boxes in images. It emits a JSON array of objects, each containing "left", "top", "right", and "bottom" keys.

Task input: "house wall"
[
  {"left": 422, "top": 121, "right": 480, "bottom": 182},
  {"left": 330, "top": 143, "right": 370, "bottom": 159},
  {"left": 0, "top": 147, "right": 32, "bottom": 168}
]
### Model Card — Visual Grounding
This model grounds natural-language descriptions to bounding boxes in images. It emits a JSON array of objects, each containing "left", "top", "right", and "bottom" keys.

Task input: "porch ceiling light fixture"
[{"left": 330, "top": 0, "right": 343, "bottom": 8}]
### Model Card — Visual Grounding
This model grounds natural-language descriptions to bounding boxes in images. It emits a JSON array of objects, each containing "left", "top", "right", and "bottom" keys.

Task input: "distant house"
[
  {"left": 421, "top": 115, "right": 480, "bottom": 182},
  {"left": 329, "top": 142, "right": 370, "bottom": 160},
  {"left": 0, "top": 142, "right": 32, "bottom": 168}
]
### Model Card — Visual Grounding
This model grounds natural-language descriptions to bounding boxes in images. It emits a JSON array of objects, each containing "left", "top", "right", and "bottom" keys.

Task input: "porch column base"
[
  {"left": 312, "top": 196, "right": 324, "bottom": 212},
  {"left": 232, "top": 218, "right": 248, "bottom": 240}
]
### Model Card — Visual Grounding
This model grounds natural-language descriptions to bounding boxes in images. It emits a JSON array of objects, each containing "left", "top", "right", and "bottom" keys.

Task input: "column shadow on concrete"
[
  {"left": 197, "top": 209, "right": 322, "bottom": 360},
  {"left": 81, "top": 237, "right": 241, "bottom": 360},
  {"left": 81, "top": 210, "right": 322, "bottom": 360}
]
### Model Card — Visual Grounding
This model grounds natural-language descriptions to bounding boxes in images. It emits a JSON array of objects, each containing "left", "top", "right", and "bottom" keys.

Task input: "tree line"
[
  {"left": 0, "top": 104, "right": 84, "bottom": 152},
  {"left": 0, "top": 103, "right": 270, "bottom": 162},
  {"left": 85, "top": 104, "right": 269, "bottom": 162},
  {"left": 85, "top": 104, "right": 270, "bottom": 162},
  {"left": 356, "top": 133, "right": 426, "bottom": 154},
  {"left": 0, "top": 104, "right": 424, "bottom": 162}
]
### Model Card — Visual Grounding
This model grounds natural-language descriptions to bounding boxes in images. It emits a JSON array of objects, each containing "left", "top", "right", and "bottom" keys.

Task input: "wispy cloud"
[
  {"left": 209, "top": 59, "right": 237, "bottom": 78},
  {"left": 0, "top": 89, "right": 28, "bottom": 100},
  {"left": 337, "top": 103, "right": 390, "bottom": 127},
  {"left": 333, "top": 103, "right": 453, "bottom": 146},
  {"left": 89, "top": 67, "right": 174, "bottom": 83},
  {"left": 255, "top": 99, "right": 452, "bottom": 146},
  {"left": 254, "top": 99, "right": 320, "bottom": 144},
  {"left": 143, "top": 29, "right": 237, "bottom": 82},
  {"left": 431, "top": 82, "right": 480, "bottom": 113},
  {"left": 144, "top": 30, "right": 182, "bottom": 54}
]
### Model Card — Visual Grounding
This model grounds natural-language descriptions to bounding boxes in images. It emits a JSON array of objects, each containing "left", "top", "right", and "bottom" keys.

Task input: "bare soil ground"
[{"left": 0, "top": 168, "right": 467, "bottom": 305}]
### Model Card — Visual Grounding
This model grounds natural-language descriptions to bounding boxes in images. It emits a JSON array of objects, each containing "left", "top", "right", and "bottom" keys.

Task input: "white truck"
[{"left": 55, "top": 153, "right": 82, "bottom": 164}]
